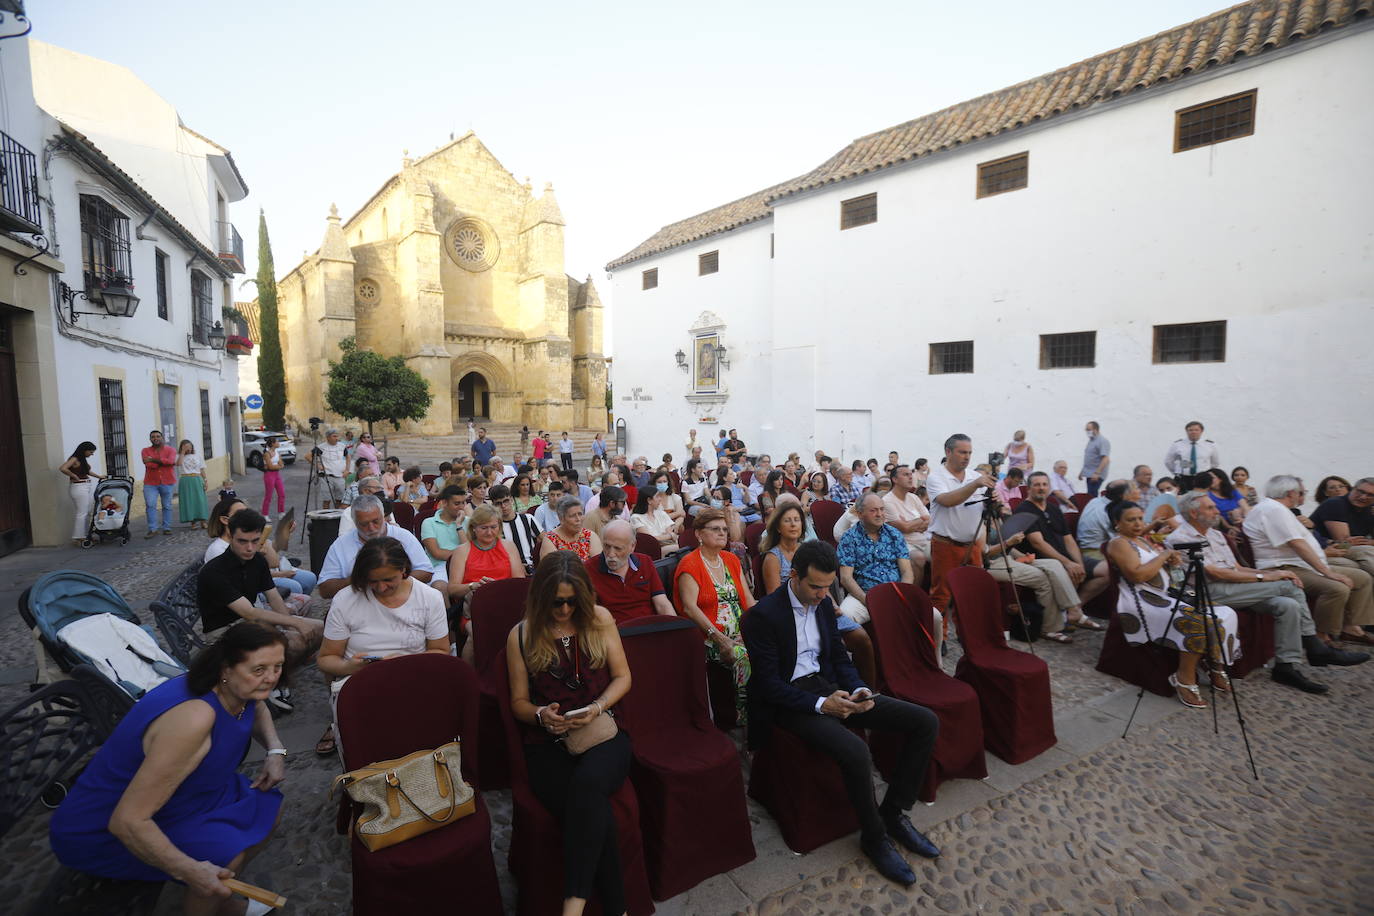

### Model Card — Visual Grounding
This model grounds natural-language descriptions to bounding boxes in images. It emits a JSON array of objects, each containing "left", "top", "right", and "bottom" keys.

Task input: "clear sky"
[{"left": 37, "top": 0, "right": 1230, "bottom": 327}]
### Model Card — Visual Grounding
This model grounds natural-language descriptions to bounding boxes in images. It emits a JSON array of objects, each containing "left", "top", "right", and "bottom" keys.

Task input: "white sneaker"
[{"left": 267, "top": 688, "right": 294, "bottom": 714}]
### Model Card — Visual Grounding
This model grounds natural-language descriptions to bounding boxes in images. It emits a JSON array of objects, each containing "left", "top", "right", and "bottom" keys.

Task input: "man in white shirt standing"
[
  {"left": 1243, "top": 475, "right": 1374, "bottom": 645},
  {"left": 882, "top": 464, "right": 930, "bottom": 580},
  {"left": 559, "top": 431, "right": 575, "bottom": 471},
  {"left": 1163, "top": 420, "right": 1220, "bottom": 493},
  {"left": 314, "top": 428, "right": 348, "bottom": 508},
  {"left": 926, "top": 434, "right": 998, "bottom": 619}
]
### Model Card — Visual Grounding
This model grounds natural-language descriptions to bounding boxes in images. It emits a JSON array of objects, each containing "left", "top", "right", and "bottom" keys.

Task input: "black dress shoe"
[
  {"left": 860, "top": 836, "right": 916, "bottom": 886},
  {"left": 1272, "top": 663, "right": 1329, "bottom": 694},
  {"left": 1308, "top": 647, "right": 1370, "bottom": 667},
  {"left": 882, "top": 812, "right": 941, "bottom": 859}
]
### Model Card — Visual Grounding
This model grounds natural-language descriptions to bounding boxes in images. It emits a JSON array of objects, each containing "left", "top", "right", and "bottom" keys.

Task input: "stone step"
[{"left": 378, "top": 427, "right": 610, "bottom": 470}]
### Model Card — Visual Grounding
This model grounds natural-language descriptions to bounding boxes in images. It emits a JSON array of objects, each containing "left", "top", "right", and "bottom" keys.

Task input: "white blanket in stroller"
[{"left": 57, "top": 614, "right": 184, "bottom": 697}]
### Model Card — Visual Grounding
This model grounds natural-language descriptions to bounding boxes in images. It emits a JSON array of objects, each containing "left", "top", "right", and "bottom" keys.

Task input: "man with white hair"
[
  {"left": 490, "top": 456, "right": 515, "bottom": 484},
  {"left": 315, "top": 428, "right": 348, "bottom": 508},
  {"left": 1169, "top": 491, "right": 1366, "bottom": 693},
  {"left": 1243, "top": 475, "right": 1374, "bottom": 645},
  {"left": 317, "top": 495, "right": 433, "bottom": 599},
  {"left": 584, "top": 520, "right": 676, "bottom": 624}
]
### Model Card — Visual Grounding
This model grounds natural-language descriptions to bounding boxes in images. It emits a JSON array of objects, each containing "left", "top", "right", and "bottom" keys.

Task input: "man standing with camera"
[
  {"left": 927, "top": 434, "right": 999, "bottom": 621},
  {"left": 315, "top": 427, "right": 348, "bottom": 508}
]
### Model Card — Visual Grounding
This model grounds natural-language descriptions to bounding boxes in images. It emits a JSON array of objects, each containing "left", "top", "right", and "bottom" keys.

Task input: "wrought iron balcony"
[
  {"left": 0, "top": 129, "right": 41, "bottom": 236},
  {"left": 217, "top": 220, "right": 244, "bottom": 273}
]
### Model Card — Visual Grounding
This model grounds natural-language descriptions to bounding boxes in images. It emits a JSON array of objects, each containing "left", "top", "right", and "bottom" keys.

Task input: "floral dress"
[
  {"left": 1115, "top": 538, "right": 1240, "bottom": 663},
  {"left": 703, "top": 573, "right": 750, "bottom": 726},
  {"left": 546, "top": 527, "right": 593, "bottom": 560}
]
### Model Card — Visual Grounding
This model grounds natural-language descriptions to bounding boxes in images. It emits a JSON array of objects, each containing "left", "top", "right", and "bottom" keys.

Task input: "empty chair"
[
  {"left": 491, "top": 649, "right": 655, "bottom": 915},
  {"left": 390, "top": 500, "right": 416, "bottom": 532},
  {"left": 618, "top": 618, "right": 754, "bottom": 898},
  {"left": 336, "top": 654, "right": 501, "bottom": 915},
  {"left": 946, "top": 567, "right": 1056, "bottom": 764},
  {"left": 866, "top": 583, "right": 986, "bottom": 801},
  {"left": 633, "top": 531, "right": 663, "bottom": 560},
  {"left": 469, "top": 577, "right": 532, "bottom": 789},
  {"left": 809, "top": 501, "right": 844, "bottom": 546}
]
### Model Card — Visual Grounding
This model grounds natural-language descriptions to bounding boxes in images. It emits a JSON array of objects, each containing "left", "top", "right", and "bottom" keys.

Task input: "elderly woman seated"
[
  {"left": 317, "top": 536, "right": 451, "bottom": 758},
  {"left": 50, "top": 624, "right": 289, "bottom": 914},
  {"left": 541, "top": 495, "right": 604, "bottom": 561}
]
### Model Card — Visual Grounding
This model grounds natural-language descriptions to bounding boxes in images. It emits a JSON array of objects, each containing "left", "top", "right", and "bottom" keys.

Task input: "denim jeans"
[{"left": 144, "top": 483, "right": 174, "bottom": 532}]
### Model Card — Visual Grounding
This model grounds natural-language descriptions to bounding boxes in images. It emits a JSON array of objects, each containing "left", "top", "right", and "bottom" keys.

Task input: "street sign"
[{"left": 245, "top": 394, "right": 263, "bottom": 409}]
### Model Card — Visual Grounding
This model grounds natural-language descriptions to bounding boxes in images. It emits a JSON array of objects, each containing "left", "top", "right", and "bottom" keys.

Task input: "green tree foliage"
[
  {"left": 325, "top": 337, "right": 433, "bottom": 437},
  {"left": 255, "top": 210, "right": 287, "bottom": 431}
]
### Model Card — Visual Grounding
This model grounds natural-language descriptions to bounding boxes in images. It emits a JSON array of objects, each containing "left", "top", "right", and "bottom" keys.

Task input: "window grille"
[
  {"left": 642, "top": 268, "right": 658, "bottom": 290},
  {"left": 1040, "top": 331, "right": 1096, "bottom": 369},
  {"left": 1153, "top": 320, "right": 1226, "bottom": 363},
  {"left": 1175, "top": 90, "right": 1256, "bottom": 152},
  {"left": 698, "top": 251, "right": 719, "bottom": 275},
  {"left": 200, "top": 389, "right": 214, "bottom": 459},
  {"left": 79, "top": 195, "right": 133, "bottom": 291},
  {"left": 840, "top": 193, "right": 877, "bottom": 229},
  {"left": 99, "top": 378, "right": 129, "bottom": 477},
  {"left": 929, "top": 340, "right": 974, "bottom": 374},
  {"left": 977, "top": 153, "right": 1029, "bottom": 198}
]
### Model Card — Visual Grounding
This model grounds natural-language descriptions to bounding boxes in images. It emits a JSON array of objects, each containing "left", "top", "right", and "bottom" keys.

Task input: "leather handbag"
[
  {"left": 565, "top": 709, "right": 618, "bottom": 755},
  {"left": 331, "top": 740, "right": 475, "bottom": 851}
]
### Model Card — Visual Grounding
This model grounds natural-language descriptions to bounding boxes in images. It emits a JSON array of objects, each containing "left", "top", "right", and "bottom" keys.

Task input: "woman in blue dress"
[{"left": 50, "top": 623, "right": 289, "bottom": 913}]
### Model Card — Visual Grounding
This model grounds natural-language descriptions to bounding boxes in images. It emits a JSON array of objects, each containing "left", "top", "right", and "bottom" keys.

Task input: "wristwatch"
[
  {"left": 1255, "top": 572, "right": 1263, "bottom": 581},
  {"left": 266, "top": 747, "right": 288, "bottom": 758}
]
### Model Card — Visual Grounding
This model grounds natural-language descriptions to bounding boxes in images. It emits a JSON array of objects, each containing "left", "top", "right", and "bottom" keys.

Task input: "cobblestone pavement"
[{"left": 2, "top": 462, "right": 1370, "bottom": 913}]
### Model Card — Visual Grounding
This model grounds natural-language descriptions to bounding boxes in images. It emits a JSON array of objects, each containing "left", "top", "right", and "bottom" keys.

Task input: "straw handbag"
[{"left": 331, "top": 740, "right": 475, "bottom": 851}]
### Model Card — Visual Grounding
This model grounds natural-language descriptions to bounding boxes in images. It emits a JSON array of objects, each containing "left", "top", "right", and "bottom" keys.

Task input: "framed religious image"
[{"left": 694, "top": 333, "right": 719, "bottom": 392}]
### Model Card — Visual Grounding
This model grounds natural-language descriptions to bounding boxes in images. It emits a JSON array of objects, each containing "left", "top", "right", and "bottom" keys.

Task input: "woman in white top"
[
  {"left": 630, "top": 486, "right": 681, "bottom": 548},
  {"left": 316, "top": 536, "right": 450, "bottom": 757},
  {"left": 176, "top": 439, "right": 209, "bottom": 529},
  {"left": 58, "top": 441, "right": 103, "bottom": 546},
  {"left": 680, "top": 458, "right": 711, "bottom": 516},
  {"left": 649, "top": 469, "right": 685, "bottom": 524}
]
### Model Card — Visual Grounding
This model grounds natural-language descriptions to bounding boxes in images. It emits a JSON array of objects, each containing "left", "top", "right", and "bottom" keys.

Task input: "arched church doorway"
[{"left": 457, "top": 371, "right": 490, "bottom": 421}]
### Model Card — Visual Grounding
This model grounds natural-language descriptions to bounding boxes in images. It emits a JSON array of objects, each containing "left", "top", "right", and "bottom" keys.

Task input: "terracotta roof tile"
[{"left": 606, "top": 0, "right": 1371, "bottom": 270}]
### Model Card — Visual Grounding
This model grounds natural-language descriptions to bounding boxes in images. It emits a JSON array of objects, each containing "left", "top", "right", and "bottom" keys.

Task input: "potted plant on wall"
[{"left": 225, "top": 334, "right": 254, "bottom": 356}]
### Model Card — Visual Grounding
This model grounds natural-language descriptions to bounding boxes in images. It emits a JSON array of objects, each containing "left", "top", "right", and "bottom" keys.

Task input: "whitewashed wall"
[{"left": 611, "top": 29, "right": 1374, "bottom": 503}]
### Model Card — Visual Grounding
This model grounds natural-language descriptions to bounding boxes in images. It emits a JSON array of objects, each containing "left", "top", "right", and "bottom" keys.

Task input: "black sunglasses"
[{"left": 551, "top": 596, "right": 577, "bottom": 607}]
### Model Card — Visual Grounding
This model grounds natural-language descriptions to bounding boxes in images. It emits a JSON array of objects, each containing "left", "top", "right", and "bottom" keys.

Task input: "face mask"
[
  {"left": 656, "top": 482, "right": 669, "bottom": 493},
  {"left": 710, "top": 499, "right": 724, "bottom": 508}
]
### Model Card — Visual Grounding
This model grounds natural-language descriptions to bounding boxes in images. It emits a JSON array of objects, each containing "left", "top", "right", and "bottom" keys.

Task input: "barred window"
[
  {"left": 929, "top": 340, "right": 974, "bottom": 375},
  {"left": 200, "top": 388, "right": 214, "bottom": 459},
  {"left": 1153, "top": 320, "right": 1226, "bottom": 364},
  {"left": 840, "top": 193, "right": 877, "bottom": 229},
  {"left": 155, "top": 249, "right": 170, "bottom": 320},
  {"left": 1175, "top": 90, "right": 1256, "bottom": 152},
  {"left": 190, "top": 270, "right": 213, "bottom": 344},
  {"left": 98, "top": 378, "right": 129, "bottom": 477},
  {"left": 977, "top": 153, "right": 1029, "bottom": 198},
  {"left": 698, "top": 250, "right": 719, "bottom": 275},
  {"left": 79, "top": 194, "right": 132, "bottom": 291},
  {"left": 1040, "top": 331, "right": 1096, "bottom": 369},
  {"left": 642, "top": 268, "right": 658, "bottom": 290}
]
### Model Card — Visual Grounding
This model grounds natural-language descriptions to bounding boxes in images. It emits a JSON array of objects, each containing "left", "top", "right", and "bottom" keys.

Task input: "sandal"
[
  {"left": 1042, "top": 631, "right": 1074, "bottom": 644},
  {"left": 315, "top": 726, "right": 336, "bottom": 757},
  {"left": 1206, "top": 668, "right": 1232, "bottom": 693},
  {"left": 1068, "top": 615, "right": 1104, "bottom": 631},
  {"left": 1168, "top": 674, "right": 1207, "bottom": 709}
]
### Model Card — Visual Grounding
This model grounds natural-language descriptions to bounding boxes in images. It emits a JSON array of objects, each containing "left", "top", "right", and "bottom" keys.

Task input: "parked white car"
[{"left": 243, "top": 431, "right": 296, "bottom": 469}]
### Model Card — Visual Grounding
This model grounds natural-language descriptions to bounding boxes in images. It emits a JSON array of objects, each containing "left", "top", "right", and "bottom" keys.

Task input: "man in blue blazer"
[{"left": 742, "top": 540, "right": 940, "bottom": 887}]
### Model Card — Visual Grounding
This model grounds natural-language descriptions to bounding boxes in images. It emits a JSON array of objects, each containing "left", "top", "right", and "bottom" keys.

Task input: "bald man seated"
[{"left": 584, "top": 520, "right": 677, "bottom": 625}]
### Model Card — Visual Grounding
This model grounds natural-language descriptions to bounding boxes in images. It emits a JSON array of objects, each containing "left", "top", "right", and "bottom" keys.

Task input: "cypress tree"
[{"left": 256, "top": 209, "right": 286, "bottom": 431}]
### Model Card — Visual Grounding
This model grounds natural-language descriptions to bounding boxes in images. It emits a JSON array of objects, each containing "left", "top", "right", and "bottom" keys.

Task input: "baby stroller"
[
  {"left": 19, "top": 570, "right": 184, "bottom": 702},
  {"left": 82, "top": 475, "right": 134, "bottom": 548}
]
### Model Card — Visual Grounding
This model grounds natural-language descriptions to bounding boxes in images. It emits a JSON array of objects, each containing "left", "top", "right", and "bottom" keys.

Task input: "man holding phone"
[{"left": 742, "top": 541, "right": 941, "bottom": 888}]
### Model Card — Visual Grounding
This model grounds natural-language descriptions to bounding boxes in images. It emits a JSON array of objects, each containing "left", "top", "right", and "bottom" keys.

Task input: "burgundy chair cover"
[
  {"left": 336, "top": 655, "right": 501, "bottom": 916},
  {"left": 668, "top": 470, "right": 681, "bottom": 493},
  {"left": 634, "top": 531, "right": 663, "bottom": 560},
  {"left": 749, "top": 724, "right": 860, "bottom": 853},
  {"left": 390, "top": 501, "right": 416, "bottom": 531},
  {"left": 865, "top": 583, "right": 986, "bottom": 801},
  {"left": 422, "top": 473, "right": 437, "bottom": 486},
  {"left": 491, "top": 650, "right": 655, "bottom": 915},
  {"left": 809, "top": 501, "right": 844, "bottom": 546},
  {"left": 618, "top": 619, "right": 755, "bottom": 898},
  {"left": 1070, "top": 493, "right": 1091, "bottom": 512},
  {"left": 1007, "top": 497, "right": 1022, "bottom": 511},
  {"left": 743, "top": 521, "right": 765, "bottom": 558},
  {"left": 1064, "top": 508, "right": 1081, "bottom": 537},
  {"left": 740, "top": 470, "right": 753, "bottom": 486},
  {"left": 946, "top": 567, "right": 1056, "bottom": 764},
  {"left": 678, "top": 526, "right": 699, "bottom": 550},
  {"left": 470, "top": 578, "right": 532, "bottom": 789}
]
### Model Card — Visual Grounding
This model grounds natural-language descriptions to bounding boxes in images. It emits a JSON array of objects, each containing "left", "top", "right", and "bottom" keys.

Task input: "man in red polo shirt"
[
  {"left": 584, "top": 521, "right": 676, "bottom": 624},
  {"left": 141, "top": 429, "right": 178, "bottom": 537}
]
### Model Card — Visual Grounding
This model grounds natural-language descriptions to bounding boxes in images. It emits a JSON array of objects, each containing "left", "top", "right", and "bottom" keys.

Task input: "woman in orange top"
[
  {"left": 674, "top": 508, "right": 756, "bottom": 725},
  {"left": 448, "top": 504, "right": 524, "bottom": 661}
]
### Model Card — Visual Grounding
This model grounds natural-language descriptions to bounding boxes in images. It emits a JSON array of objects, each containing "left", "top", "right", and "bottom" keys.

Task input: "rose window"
[{"left": 443, "top": 217, "right": 500, "bottom": 272}]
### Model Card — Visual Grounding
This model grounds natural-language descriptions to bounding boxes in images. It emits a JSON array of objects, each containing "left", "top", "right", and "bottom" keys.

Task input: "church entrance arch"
[{"left": 457, "top": 371, "right": 490, "bottom": 421}]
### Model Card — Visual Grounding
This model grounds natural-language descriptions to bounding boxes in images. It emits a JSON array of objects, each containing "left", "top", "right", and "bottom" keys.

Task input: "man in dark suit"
[{"left": 742, "top": 540, "right": 940, "bottom": 886}]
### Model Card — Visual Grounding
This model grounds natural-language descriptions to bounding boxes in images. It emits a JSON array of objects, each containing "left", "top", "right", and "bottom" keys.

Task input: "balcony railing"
[
  {"left": 217, "top": 220, "right": 244, "bottom": 273},
  {"left": 0, "top": 130, "right": 41, "bottom": 235}
]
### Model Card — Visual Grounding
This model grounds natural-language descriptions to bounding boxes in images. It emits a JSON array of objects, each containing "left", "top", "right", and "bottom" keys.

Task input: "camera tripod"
[
  {"left": 964, "top": 492, "right": 1037, "bottom": 658},
  {"left": 1121, "top": 542, "right": 1258, "bottom": 780}
]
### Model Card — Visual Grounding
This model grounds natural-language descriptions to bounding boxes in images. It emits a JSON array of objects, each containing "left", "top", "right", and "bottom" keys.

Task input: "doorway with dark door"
[
  {"left": 0, "top": 310, "right": 30, "bottom": 555},
  {"left": 456, "top": 371, "right": 490, "bottom": 421}
]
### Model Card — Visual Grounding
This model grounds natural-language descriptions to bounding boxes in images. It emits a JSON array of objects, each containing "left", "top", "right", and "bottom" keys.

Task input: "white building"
[
  {"left": 3, "top": 35, "right": 248, "bottom": 553},
  {"left": 607, "top": 1, "right": 1374, "bottom": 496}
]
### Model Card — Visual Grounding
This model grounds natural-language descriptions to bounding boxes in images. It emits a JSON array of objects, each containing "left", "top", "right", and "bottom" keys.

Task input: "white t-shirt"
[
  {"left": 1243, "top": 498, "right": 1320, "bottom": 571},
  {"left": 317, "top": 441, "right": 347, "bottom": 477},
  {"left": 179, "top": 454, "right": 205, "bottom": 476},
  {"left": 630, "top": 508, "right": 675, "bottom": 540},
  {"left": 324, "top": 578, "right": 448, "bottom": 660},
  {"left": 925, "top": 463, "right": 986, "bottom": 542},
  {"left": 204, "top": 537, "right": 229, "bottom": 563},
  {"left": 883, "top": 490, "right": 931, "bottom": 551}
]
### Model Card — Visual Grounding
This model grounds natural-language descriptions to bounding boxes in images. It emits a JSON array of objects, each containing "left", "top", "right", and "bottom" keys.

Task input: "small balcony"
[
  {"left": 0, "top": 130, "right": 42, "bottom": 236},
  {"left": 217, "top": 220, "right": 244, "bottom": 273}
]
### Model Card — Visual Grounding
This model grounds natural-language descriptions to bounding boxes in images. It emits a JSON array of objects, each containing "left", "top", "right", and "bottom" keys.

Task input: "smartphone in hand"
[
  {"left": 563, "top": 705, "right": 594, "bottom": 718},
  {"left": 360, "top": 655, "right": 383, "bottom": 663},
  {"left": 850, "top": 688, "right": 878, "bottom": 701}
]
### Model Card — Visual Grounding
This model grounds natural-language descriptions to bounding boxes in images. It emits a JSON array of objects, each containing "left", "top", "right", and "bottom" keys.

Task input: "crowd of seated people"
[{"left": 46, "top": 421, "right": 1371, "bottom": 913}]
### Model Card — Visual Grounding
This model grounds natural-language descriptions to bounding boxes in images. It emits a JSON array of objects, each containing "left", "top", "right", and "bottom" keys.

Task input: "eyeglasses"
[
  {"left": 1352, "top": 489, "right": 1374, "bottom": 499},
  {"left": 550, "top": 596, "right": 577, "bottom": 607},
  {"left": 702, "top": 526, "right": 729, "bottom": 534}
]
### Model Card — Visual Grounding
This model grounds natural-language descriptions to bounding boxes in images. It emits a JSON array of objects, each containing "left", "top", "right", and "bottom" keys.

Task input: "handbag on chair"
[{"left": 331, "top": 740, "right": 476, "bottom": 851}]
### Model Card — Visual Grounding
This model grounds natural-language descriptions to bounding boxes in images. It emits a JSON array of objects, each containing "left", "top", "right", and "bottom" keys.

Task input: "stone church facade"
[{"left": 279, "top": 133, "right": 605, "bottom": 434}]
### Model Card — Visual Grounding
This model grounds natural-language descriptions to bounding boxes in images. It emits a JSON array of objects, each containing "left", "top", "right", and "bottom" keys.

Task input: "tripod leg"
[{"left": 1192, "top": 560, "right": 1260, "bottom": 780}]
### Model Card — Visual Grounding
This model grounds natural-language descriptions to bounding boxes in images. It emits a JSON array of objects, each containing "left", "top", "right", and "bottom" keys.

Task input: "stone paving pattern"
[{"left": 1, "top": 462, "right": 1370, "bottom": 914}]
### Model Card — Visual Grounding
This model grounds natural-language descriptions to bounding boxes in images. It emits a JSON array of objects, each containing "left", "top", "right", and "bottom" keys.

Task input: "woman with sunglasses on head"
[
  {"left": 674, "top": 508, "right": 756, "bottom": 725},
  {"left": 506, "top": 551, "right": 632, "bottom": 916}
]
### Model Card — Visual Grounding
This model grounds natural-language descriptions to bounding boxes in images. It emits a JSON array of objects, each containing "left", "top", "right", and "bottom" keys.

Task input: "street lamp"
[
  {"left": 58, "top": 278, "right": 142, "bottom": 324},
  {"left": 674, "top": 348, "right": 688, "bottom": 371},
  {"left": 713, "top": 343, "right": 730, "bottom": 369},
  {"left": 188, "top": 321, "right": 227, "bottom": 356}
]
